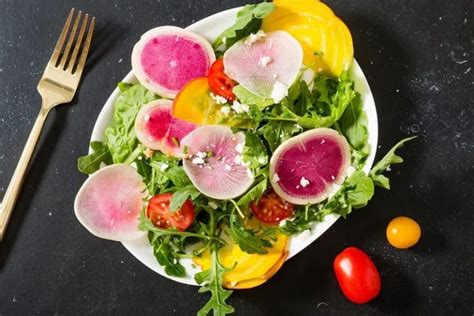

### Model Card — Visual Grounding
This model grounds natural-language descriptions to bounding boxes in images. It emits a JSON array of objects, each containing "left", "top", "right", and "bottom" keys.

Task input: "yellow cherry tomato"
[{"left": 386, "top": 216, "right": 421, "bottom": 249}]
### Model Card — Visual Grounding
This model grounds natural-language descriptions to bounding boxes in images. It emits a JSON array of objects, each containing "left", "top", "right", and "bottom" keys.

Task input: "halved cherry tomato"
[
  {"left": 146, "top": 193, "right": 195, "bottom": 231},
  {"left": 208, "top": 59, "right": 237, "bottom": 101},
  {"left": 250, "top": 190, "right": 294, "bottom": 224},
  {"left": 334, "top": 247, "right": 381, "bottom": 304}
]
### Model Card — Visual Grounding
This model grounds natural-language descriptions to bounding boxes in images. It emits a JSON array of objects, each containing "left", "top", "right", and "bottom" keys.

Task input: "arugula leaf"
[
  {"left": 195, "top": 249, "right": 234, "bottom": 316},
  {"left": 77, "top": 141, "right": 113, "bottom": 174},
  {"left": 237, "top": 173, "right": 268, "bottom": 213},
  {"left": 229, "top": 210, "right": 272, "bottom": 255},
  {"left": 150, "top": 235, "right": 186, "bottom": 277},
  {"left": 213, "top": 2, "right": 275, "bottom": 51},
  {"left": 104, "top": 83, "right": 158, "bottom": 163},
  {"left": 242, "top": 132, "right": 268, "bottom": 169},
  {"left": 233, "top": 85, "right": 274, "bottom": 109},
  {"left": 369, "top": 136, "right": 417, "bottom": 189},
  {"left": 169, "top": 185, "right": 201, "bottom": 212}
]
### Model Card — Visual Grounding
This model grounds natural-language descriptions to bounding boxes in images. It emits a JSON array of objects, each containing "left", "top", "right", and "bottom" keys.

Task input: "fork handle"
[{"left": 0, "top": 105, "right": 50, "bottom": 241}]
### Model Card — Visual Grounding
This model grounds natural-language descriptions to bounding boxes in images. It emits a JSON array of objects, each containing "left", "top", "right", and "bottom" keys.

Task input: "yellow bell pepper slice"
[
  {"left": 262, "top": 0, "right": 353, "bottom": 77},
  {"left": 193, "top": 232, "right": 288, "bottom": 289}
]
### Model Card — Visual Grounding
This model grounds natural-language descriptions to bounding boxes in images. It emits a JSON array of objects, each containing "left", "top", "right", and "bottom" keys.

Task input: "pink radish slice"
[
  {"left": 269, "top": 128, "right": 351, "bottom": 205},
  {"left": 135, "top": 99, "right": 196, "bottom": 157},
  {"left": 223, "top": 31, "right": 303, "bottom": 101},
  {"left": 181, "top": 126, "right": 254, "bottom": 200},
  {"left": 74, "top": 164, "right": 147, "bottom": 241},
  {"left": 132, "top": 26, "right": 216, "bottom": 98}
]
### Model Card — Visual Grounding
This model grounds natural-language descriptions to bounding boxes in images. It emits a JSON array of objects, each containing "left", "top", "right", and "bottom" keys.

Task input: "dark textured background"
[{"left": 0, "top": 0, "right": 473, "bottom": 315}]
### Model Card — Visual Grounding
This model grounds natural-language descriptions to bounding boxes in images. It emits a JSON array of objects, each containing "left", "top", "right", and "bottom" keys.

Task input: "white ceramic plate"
[{"left": 89, "top": 7, "right": 378, "bottom": 286}]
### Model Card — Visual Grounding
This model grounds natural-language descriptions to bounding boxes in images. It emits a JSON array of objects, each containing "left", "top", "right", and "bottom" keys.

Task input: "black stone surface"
[{"left": 0, "top": 0, "right": 472, "bottom": 315}]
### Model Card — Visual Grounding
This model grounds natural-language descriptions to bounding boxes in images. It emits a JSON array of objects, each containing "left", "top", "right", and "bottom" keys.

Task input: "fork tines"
[{"left": 50, "top": 8, "right": 95, "bottom": 75}]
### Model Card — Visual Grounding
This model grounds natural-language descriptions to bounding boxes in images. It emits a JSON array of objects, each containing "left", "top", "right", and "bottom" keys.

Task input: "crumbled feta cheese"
[
  {"left": 224, "top": 164, "right": 232, "bottom": 171},
  {"left": 258, "top": 56, "right": 273, "bottom": 67},
  {"left": 386, "top": 166, "right": 392, "bottom": 171},
  {"left": 144, "top": 114, "right": 150, "bottom": 122},
  {"left": 196, "top": 151, "right": 208, "bottom": 159},
  {"left": 144, "top": 148, "right": 154, "bottom": 158},
  {"left": 300, "top": 177, "right": 310, "bottom": 188},
  {"left": 330, "top": 175, "right": 336, "bottom": 180},
  {"left": 272, "top": 173, "right": 280, "bottom": 183},
  {"left": 234, "top": 155, "right": 243, "bottom": 165},
  {"left": 208, "top": 201, "right": 218, "bottom": 210},
  {"left": 231, "top": 101, "right": 249, "bottom": 114},
  {"left": 320, "top": 139, "right": 326, "bottom": 144},
  {"left": 271, "top": 81, "right": 288, "bottom": 103},
  {"left": 279, "top": 219, "right": 288, "bottom": 227},
  {"left": 235, "top": 143, "right": 244, "bottom": 154},
  {"left": 192, "top": 157, "right": 205, "bottom": 165},
  {"left": 210, "top": 93, "right": 228, "bottom": 105},
  {"left": 258, "top": 157, "right": 266, "bottom": 164},
  {"left": 160, "top": 163, "right": 169, "bottom": 171},
  {"left": 244, "top": 30, "right": 266, "bottom": 46},
  {"left": 220, "top": 105, "right": 231, "bottom": 115}
]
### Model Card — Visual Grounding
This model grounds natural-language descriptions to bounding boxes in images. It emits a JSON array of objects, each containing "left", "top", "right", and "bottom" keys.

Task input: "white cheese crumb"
[
  {"left": 220, "top": 105, "right": 231, "bottom": 115},
  {"left": 208, "top": 201, "right": 218, "bottom": 210},
  {"left": 258, "top": 157, "right": 266, "bottom": 164},
  {"left": 235, "top": 143, "right": 244, "bottom": 154},
  {"left": 192, "top": 157, "right": 205, "bottom": 165},
  {"left": 330, "top": 175, "right": 336, "bottom": 180},
  {"left": 271, "top": 81, "right": 288, "bottom": 103},
  {"left": 160, "top": 163, "right": 169, "bottom": 171},
  {"left": 244, "top": 30, "right": 266, "bottom": 46},
  {"left": 320, "top": 139, "right": 326, "bottom": 144},
  {"left": 224, "top": 164, "right": 232, "bottom": 171},
  {"left": 196, "top": 151, "right": 208, "bottom": 159},
  {"left": 279, "top": 219, "right": 288, "bottom": 227},
  {"left": 231, "top": 101, "right": 249, "bottom": 114},
  {"left": 144, "top": 114, "right": 150, "bottom": 122},
  {"left": 258, "top": 56, "right": 273, "bottom": 67},
  {"left": 300, "top": 177, "right": 310, "bottom": 188},
  {"left": 234, "top": 155, "right": 243, "bottom": 165},
  {"left": 210, "top": 93, "right": 228, "bottom": 105},
  {"left": 272, "top": 173, "right": 280, "bottom": 183}
]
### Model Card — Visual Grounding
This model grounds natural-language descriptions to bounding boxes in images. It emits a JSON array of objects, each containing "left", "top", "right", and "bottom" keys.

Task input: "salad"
[{"left": 75, "top": 1, "right": 414, "bottom": 315}]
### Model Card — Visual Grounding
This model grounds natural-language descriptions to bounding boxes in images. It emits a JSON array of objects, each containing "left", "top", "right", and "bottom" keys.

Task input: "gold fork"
[{"left": 0, "top": 9, "right": 95, "bottom": 241}]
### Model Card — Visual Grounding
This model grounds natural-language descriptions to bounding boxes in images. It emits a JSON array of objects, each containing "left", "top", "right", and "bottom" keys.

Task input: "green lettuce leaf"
[
  {"left": 77, "top": 141, "right": 113, "bottom": 174},
  {"left": 213, "top": 2, "right": 275, "bottom": 51}
]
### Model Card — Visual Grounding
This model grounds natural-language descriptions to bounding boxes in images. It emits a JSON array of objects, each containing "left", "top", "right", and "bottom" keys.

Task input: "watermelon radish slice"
[
  {"left": 135, "top": 99, "right": 196, "bottom": 157},
  {"left": 74, "top": 164, "right": 147, "bottom": 241},
  {"left": 269, "top": 128, "right": 351, "bottom": 205},
  {"left": 132, "top": 26, "right": 216, "bottom": 98},
  {"left": 223, "top": 31, "right": 303, "bottom": 101},
  {"left": 180, "top": 126, "right": 254, "bottom": 199}
]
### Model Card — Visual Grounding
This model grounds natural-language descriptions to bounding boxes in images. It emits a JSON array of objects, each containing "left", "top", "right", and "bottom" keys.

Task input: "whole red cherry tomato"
[{"left": 333, "top": 247, "right": 381, "bottom": 304}]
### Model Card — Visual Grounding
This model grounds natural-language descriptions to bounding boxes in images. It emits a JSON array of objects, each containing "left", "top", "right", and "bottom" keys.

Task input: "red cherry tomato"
[
  {"left": 250, "top": 190, "right": 294, "bottom": 224},
  {"left": 146, "top": 193, "right": 195, "bottom": 231},
  {"left": 334, "top": 247, "right": 381, "bottom": 304},
  {"left": 208, "top": 59, "right": 237, "bottom": 101}
]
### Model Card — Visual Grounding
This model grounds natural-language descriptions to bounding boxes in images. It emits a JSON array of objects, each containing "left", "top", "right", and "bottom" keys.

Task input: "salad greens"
[{"left": 77, "top": 4, "right": 415, "bottom": 315}]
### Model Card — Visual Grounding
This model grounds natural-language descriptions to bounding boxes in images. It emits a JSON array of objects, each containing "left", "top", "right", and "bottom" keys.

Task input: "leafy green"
[
  {"left": 195, "top": 249, "right": 234, "bottom": 316},
  {"left": 169, "top": 185, "right": 201, "bottom": 212},
  {"left": 213, "top": 2, "right": 275, "bottom": 51},
  {"left": 369, "top": 136, "right": 417, "bottom": 189},
  {"left": 242, "top": 132, "right": 268, "bottom": 169},
  {"left": 77, "top": 141, "right": 113, "bottom": 174},
  {"left": 150, "top": 235, "right": 186, "bottom": 277},
  {"left": 104, "top": 83, "right": 158, "bottom": 163},
  {"left": 233, "top": 85, "right": 274, "bottom": 109},
  {"left": 236, "top": 173, "right": 268, "bottom": 213},
  {"left": 229, "top": 205, "right": 272, "bottom": 254}
]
